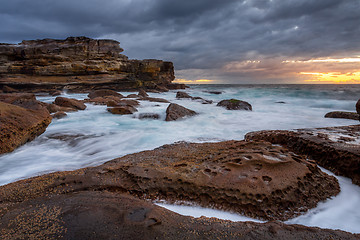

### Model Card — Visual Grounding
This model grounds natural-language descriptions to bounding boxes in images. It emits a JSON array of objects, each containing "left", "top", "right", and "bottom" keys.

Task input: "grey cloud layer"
[{"left": 1, "top": 0, "right": 359, "bottom": 79}]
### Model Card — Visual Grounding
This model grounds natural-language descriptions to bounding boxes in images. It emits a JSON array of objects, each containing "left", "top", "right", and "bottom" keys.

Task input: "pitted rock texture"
[
  {"left": 0, "top": 141, "right": 339, "bottom": 221},
  {"left": 245, "top": 125, "right": 360, "bottom": 186},
  {"left": 0, "top": 100, "right": 51, "bottom": 154},
  {"left": 0, "top": 37, "right": 176, "bottom": 92},
  {"left": 0, "top": 192, "right": 358, "bottom": 240}
]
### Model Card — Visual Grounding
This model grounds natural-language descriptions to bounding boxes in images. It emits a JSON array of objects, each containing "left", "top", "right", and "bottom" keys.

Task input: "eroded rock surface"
[
  {"left": 0, "top": 140, "right": 339, "bottom": 221},
  {"left": 0, "top": 192, "right": 357, "bottom": 240},
  {"left": 0, "top": 37, "right": 177, "bottom": 92},
  {"left": 245, "top": 125, "right": 360, "bottom": 186}
]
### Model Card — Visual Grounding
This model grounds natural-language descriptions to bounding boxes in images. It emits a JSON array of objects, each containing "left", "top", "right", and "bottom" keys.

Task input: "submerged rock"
[
  {"left": 165, "top": 103, "right": 197, "bottom": 121},
  {"left": 54, "top": 97, "right": 86, "bottom": 110},
  {"left": 107, "top": 105, "right": 137, "bottom": 115},
  {"left": 0, "top": 101, "right": 51, "bottom": 154},
  {"left": 217, "top": 99, "right": 252, "bottom": 110},
  {"left": 245, "top": 125, "right": 360, "bottom": 186},
  {"left": 325, "top": 111, "right": 359, "bottom": 120}
]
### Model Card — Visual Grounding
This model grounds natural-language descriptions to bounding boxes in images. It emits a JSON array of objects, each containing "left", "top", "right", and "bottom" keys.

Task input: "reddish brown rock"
[
  {"left": 46, "top": 103, "right": 77, "bottom": 113},
  {"left": 245, "top": 125, "right": 360, "bottom": 186},
  {"left": 88, "top": 89, "right": 123, "bottom": 99},
  {"left": 0, "top": 101, "right": 51, "bottom": 154},
  {"left": 107, "top": 105, "right": 137, "bottom": 115},
  {"left": 84, "top": 96, "right": 122, "bottom": 105},
  {"left": 138, "top": 89, "right": 149, "bottom": 97},
  {"left": 54, "top": 97, "right": 86, "bottom": 110},
  {"left": 140, "top": 97, "right": 170, "bottom": 103},
  {"left": 176, "top": 91, "right": 192, "bottom": 99},
  {"left": 126, "top": 94, "right": 139, "bottom": 98},
  {"left": 0, "top": 191, "right": 357, "bottom": 240},
  {"left": 0, "top": 141, "right": 339, "bottom": 222},
  {"left": 217, "top": 99, "right": 252, "bottom": 110},
  {"left": 52, "top": 111, "right": 67, "bottom": 119},
  {"left": 325, "top": 111, "right": 359, "bottom": 120},
  {"left": 0, "top": 93, "right": 36, "bottom": 103},
  {"left": 165, "top": 103, "right": 197, "bottom": 121}
]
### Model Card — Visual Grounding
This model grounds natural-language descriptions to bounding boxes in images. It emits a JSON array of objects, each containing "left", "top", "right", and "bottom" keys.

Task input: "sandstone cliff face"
[{"left": 0, "top": 37, "right": 175, "bottom": 92}]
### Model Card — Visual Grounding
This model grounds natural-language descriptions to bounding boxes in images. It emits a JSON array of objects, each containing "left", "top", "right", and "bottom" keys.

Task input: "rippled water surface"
[{"left": 1, "top": 84, "right": 359, "bottom": 233}]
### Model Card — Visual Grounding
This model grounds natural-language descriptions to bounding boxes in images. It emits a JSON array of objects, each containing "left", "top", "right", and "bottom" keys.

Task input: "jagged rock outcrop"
[
  {"left": 245, "top": 125, "right": 360, "bottom": 186},
  {"left": 0, "top": 37, "right": 179, "bottom": 92},
  {"left": 0, "top": 94, "right": 51, "bottom": 153}
]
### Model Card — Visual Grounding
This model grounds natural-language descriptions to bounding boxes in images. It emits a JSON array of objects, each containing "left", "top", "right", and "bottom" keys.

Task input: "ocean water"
[{"left": 0, "top": 84, "right": 359, "bottom": 232}]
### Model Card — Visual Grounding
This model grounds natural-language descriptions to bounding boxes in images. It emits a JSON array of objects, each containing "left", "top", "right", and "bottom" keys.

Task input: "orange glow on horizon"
[
  {"left": 174, "top": 78, "right": 215, "bottom": 84},
  {"left": 300, "top": 72, "right": 360, "bottom": 84}
]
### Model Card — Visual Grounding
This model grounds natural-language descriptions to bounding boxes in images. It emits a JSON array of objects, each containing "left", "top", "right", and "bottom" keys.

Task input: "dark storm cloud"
[{"left": 1, "top": 0, "right": 359, "bottom": 82}]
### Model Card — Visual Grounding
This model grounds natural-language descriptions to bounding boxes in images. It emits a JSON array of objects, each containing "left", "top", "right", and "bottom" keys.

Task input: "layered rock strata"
[
  {"left": 0, "top": 37, "right": 179, "bottom": 92},
  {"left": 0, "top": 141, "right": 339, "bottom": 221},
  {"left": 245, "top": 125, "right": 360, "bottom": 186}
]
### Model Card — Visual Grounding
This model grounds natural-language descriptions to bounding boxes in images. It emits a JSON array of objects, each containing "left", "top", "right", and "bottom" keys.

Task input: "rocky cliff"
[{"left": 0, "top": 37, "right": 178, "bottom": 92}]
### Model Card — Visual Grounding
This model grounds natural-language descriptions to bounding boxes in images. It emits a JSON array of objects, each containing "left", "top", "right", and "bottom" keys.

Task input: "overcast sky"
[{"left": 1, "top": 0, "right": 359, "bottom": 83}]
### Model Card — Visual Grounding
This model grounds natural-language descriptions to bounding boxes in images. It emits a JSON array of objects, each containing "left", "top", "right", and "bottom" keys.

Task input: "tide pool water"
[{"left": 0, "top": 84, "right": 359, "bottom": 233}]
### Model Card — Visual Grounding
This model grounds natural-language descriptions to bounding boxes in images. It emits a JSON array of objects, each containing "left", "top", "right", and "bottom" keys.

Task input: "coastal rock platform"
[
  {"left": 245, "top": 125, "right": 360, "bottom": 186},
  {"left": 0, "top": 141, "right": 339, "bottom": 222}
]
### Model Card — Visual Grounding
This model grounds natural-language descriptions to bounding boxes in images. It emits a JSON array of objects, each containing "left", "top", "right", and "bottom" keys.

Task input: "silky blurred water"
[{"left": 0, "top": 84, "right": 359, "bottom": 233}]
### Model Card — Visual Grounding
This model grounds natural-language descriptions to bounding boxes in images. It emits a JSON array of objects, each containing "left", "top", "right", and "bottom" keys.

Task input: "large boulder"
[
  {"left": 245, "top": 125, "right": 360, "bottom": 186},
  {"left": 217, "top": 99, "right": 252, "bottom": 110},
  {"left": 165, "top": 103, "right": 197, "bottom": 121},
  {"left": 54, "top": 97, "right": 86, "bottom": 110},
  {"left": 88, "top": 89, "right": 123, "bottom": 99},
  {"left": 176, "top": 91, "right": 192, "bottom": 99},
  {"left": 0, "top": 101, "right": 51, "bottom": 154},
  {"left": 325, "top": 111, "right": 359, "bottom": 120}
]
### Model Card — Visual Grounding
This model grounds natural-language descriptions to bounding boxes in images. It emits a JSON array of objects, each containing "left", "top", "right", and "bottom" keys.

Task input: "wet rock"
[
  {"left": 52, "top": 111, "right": 67, "bottom": 119},
  {"left": 140, "top": 97, "right": 170, "bottom": 103},
  {"left": 138, "top": 89, "right": 149, "bottom": 97},
  {"left": 245, "top": 125, "right": 360, "bottom": 186},
  {"left": 0, "top": 140, "right": 339, "bottom": 221},
  {"left": 205, "top": 91, "right": 222, "bottom": 95},
  {"left": 54, "top": 97, "right": 86, "bottom": 110},
  {"left": 0, "top": 191, "right": 357, "bottom": 240},
  {"left": 84, "top": 96, "right": 122, "bottom": 105},
  {"left": 217, "top": 99, "right": 252, "bottom": 110},
  {"left": 0, "top": 101, "right": 51, "bottom": 154},
  {"left": 176, "top": 91, "right": 192, "bottom": 99},
  {"left": 176, "top": 91, "right": 213, "bottom": 104},
  {"left": 126, "top": 94, "right": 139, "bottom": 98},
  {"left": 275, "top": 101, "right": 286, "bottom": 104},
  {"left": 356, "top": 99, "right": 360, "bottom": 115},
  {"left": 88, "top": 89, "right": 123, "bottom": 99},
  {"left": 46, "top": 103, "right": 77, "bottom": 113},
  {"left": 50, "top": 90, "right": 62, "bottom": 96},
  {"left": 325, "top": 111, "right": 359, "bottom": 120},
  {"left": 165, "top": 103, "right": 197, "bottom": 121},
  {"left": 107, "top": 105, "right": 137, "bottom": 115},
  {"left": 138, "top": 113, "right": 160, "bottom": 119}
]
